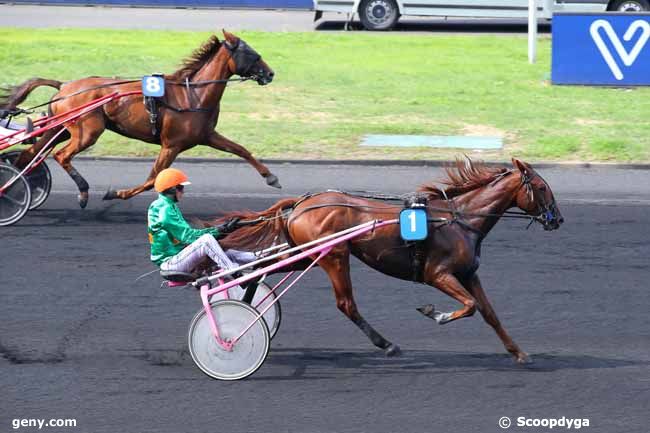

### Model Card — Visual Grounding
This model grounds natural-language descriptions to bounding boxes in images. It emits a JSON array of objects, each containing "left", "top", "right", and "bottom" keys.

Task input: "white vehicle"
[{"left": 313, "top": 0, "right": 650, "bottom": 31}]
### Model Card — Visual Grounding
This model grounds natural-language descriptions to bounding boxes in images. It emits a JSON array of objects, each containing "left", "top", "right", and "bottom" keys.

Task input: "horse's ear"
[
  {"left": 512, "top": 158, "right": 528, "bottom": 175},
  {"left": 222, "top": 29, "right": 239, "bottom": 44}
]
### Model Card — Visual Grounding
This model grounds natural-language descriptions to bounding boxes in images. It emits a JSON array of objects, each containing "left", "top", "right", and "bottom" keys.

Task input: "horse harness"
[
  {"left": 250, "top": 191, "right": 450, "bottom": 283},
  {"left": 248, "top": 176, "right": 554, "bottom": 283},
  {"left": 402, "top": 193, "right": 431, "bottom": 282},
  {"left": 142, "top": 39, "right": 264, "bottom": 137},
  {"left": 9, "top": 39, "right": 264, "bottom": 139}
]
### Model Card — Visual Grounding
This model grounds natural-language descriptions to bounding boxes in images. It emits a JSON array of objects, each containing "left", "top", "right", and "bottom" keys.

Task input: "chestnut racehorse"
[
  {"left": 215, "top": 158, "right": 564, "bottom": 364},
  {"left": 0, "top": 30, "right": 280, "bottom": 208}
]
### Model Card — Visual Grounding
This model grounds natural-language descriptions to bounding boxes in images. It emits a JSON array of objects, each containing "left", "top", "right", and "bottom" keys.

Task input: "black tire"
[
  {"left": 256, "top": 283, "right": 282, "bottom": 340},
  {"left": 0, "top": 162, "right": 32, "bottom": 226},
  {"left": 0, "top": 151, "right": 52, "bottom": 210},
  {"left": 610, "top": 0, "right": 650, "bottom": 11},
  {"left": 359, "top": 0, "right": 400, "bottom": 31},
  {"left": 228, "top": 281, "right": 282, "bottom": 339}
]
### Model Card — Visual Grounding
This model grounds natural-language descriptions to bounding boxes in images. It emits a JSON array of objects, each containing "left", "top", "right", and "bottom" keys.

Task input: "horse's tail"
[
  {"left": 206, "top": 197, "right": 300, "bottom": 252},
  {"left": 0, "top": 78, "right": 62, "bottom": 110}
]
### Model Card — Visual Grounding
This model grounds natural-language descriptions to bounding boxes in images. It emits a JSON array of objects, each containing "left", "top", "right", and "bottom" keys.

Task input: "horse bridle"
[
  {"left": 224, "top": 39, "right": 264, "bottom": 81},
  {"left": 519, "top": 169, "right": 560, "bottom": 228}
]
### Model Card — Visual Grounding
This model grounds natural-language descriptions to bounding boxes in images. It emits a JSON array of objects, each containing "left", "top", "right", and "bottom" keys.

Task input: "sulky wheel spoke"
[{"left": 1, "top": 192, "right": 28, "bottom": 207}]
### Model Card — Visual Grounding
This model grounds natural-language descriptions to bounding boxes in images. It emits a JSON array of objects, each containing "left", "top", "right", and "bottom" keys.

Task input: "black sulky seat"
[{"left": 160, "top": 270, "right": 197, "bottom": 283}]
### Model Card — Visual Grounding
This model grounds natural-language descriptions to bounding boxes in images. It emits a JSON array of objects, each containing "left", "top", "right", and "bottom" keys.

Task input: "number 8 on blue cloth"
[{"left": 142, "top": 76, "right": 165, "bottom": 97}]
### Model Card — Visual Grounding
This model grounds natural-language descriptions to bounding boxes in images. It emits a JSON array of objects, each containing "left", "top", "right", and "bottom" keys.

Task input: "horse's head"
[
  {"left": 222, "top": 30, "right": 274, "bottom": 86},
  {"left": 511, "top": 158, "right": 564, "bottom": 231}
]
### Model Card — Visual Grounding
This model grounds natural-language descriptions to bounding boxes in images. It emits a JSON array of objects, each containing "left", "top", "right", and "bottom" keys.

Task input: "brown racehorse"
[
  {"left": 215, "top": 158, "right": 563, "bottom": 364},
  {"left": 0, "top": 30, "right": 280, "bottom": 208}
]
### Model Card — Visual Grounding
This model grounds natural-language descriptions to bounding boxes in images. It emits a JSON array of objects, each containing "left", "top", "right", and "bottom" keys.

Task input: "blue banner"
[
  {"left": 9, "top": 0, "right": 312, "bottom": 9},
  {"left": 552, "top": 13, "right": 650, "bottom": 86}
]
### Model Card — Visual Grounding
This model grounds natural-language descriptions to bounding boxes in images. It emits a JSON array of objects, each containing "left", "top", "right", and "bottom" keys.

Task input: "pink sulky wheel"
[{"left": 188, "top": 299, "right": 270, "bottom": 381}]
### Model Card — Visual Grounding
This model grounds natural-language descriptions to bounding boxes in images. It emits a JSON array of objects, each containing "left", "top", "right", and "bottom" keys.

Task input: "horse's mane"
[
  {"left": 170, "top": 35, "right": 223, "bottom": 80},
  {"left": 417, "top": 157, "right": 510, "bottom": 199}
]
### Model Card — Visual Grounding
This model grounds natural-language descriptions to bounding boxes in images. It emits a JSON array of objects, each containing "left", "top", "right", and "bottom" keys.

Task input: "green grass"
[{"left": 1, "top": 28, "right": 649, "bottom": 162}]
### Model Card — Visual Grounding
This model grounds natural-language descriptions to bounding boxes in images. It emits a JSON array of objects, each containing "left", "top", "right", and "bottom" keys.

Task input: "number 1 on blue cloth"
[{"left": 400, "top": 208, "right": 428, "bottom": 241}]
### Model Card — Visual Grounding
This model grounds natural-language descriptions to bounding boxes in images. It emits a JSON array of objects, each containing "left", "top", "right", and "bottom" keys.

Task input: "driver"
[{"left": 147, "top": 168, "right": 257, "bottom": 275}]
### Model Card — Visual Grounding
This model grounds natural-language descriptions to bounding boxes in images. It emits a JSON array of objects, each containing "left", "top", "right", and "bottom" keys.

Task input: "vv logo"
[{"left": 590, "top": 19, "right": 650, "bottom": 80}]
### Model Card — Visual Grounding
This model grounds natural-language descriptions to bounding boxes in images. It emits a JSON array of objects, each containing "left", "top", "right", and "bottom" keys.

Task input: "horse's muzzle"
[
  {"left": 543, "top": 220, "right": 560, "bottom": 231},
  {"left": 537, "top": 208, "right": 563, "bottom": 230},
  {"left": 542, "top": 214, "right": 563, "bottom": 231},
  {"left": 256, "top": 70, "right": 274, "bottom": 86}
]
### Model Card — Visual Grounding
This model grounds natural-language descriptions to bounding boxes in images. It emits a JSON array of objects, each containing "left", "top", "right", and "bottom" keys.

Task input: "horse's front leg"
[
  {"left": 204, "top": 131, "right": 281, "bottom": 189},
  {"left": 466, "top": 274, "right": 531, "bottom": 364},
  {"left": 418, "top": 272, "right": 477, "bottom": 325},
  {"left": 103, "top": 144, "right": 181, "bottom": 200}
]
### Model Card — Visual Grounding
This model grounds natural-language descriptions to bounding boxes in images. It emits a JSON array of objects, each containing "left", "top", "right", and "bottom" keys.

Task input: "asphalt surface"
[
  {"left": 0, "top": 4, "right": 551, "bottom": 33},
  {"left": 1, "top": 161, "right": 649, "bottom": 433}
]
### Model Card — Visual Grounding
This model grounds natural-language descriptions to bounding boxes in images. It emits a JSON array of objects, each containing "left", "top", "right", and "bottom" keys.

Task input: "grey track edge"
[{"left": 73, "top": 155, "right": 650, "bottom": 170}]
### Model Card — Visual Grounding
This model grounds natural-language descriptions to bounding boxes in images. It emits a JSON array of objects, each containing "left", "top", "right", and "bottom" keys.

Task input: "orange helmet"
[{"left": 154, "top": 168, "right": 191, "bottom": 193}]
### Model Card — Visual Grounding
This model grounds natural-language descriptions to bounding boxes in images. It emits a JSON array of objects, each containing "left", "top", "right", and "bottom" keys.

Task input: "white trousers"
[
  {"left": 0, "top": 124, "right": 28, "bottom": 142},
  {"left": 1, "top": 118, "right": 25, "bottom": 131},
  {"left": 160, "top": 234, "right": 257, "bottom": 273}
]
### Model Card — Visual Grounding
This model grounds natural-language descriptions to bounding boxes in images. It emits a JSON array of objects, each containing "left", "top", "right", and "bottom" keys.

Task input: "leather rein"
[
  {"left": 280, "top": 170, "right": 556, "bottom": 238},
  {"left": 6, "top": 40, "right": 261, "bottom": 116}
]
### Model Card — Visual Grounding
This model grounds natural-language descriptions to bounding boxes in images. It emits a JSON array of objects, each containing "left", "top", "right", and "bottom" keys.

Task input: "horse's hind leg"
[
  {"left": 53, "top": 115, "right": 105, "bottom": 208},
  {"left": 13, "top": 126, "right": 70, "bottom": 169},
  {"left": 417, "top": 272, "right": 477, "bottom": 325},
  {"left": 204, "top": 131, "right": 281, "bottom": 189},
  {"left": 103, "top": 143, "right": 182, "bottom": 200},
  {"left": 466, "top": 274, "right": 531, "bottom": 364},
  {"left": 319, "top": 252, "right": 401, "bottom": 357}
]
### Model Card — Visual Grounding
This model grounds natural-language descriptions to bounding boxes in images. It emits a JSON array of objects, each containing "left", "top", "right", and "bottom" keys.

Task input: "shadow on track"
[
  {"left": 252, "top": 348, "right": 647, "bottom": 381},
  {"left": 5, "top": 208, "right": 143, "bottom": 227}
]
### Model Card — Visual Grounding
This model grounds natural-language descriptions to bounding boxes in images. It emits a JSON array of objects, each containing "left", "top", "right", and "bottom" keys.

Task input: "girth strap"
[
  {"left": 412, "top": 241, "right": 427, "bottom": 283},
  {"left": 143, "top": 96, "right": 160, "bottom": 138}
]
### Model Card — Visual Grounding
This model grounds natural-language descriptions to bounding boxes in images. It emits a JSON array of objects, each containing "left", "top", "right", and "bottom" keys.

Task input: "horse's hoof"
[
  {"left": 515, "top": 352, "right": 533, "bottom": 365},
  {"left": 103, "top": 188, "right": 119, "bottom": 201},
  {"left": 433, "top": 311, "right": 453, "bottom": 325},
  {"left": 265, "top": 173, "right": 282, "bottom": 189},
  {"left": 78, "top": 192, "right": 89, "bottom": 209},
  {"left": 384, "top": 343, "right": 401, "bottom": 357},
  {"left": 417, "top": 304, "right": 452, "bottom": 324},
  {"left": 416, "top": 304, "right": 435, "bottom": 319}
]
